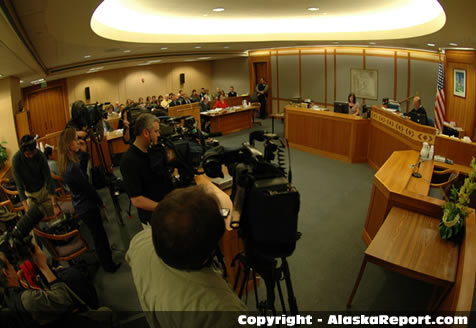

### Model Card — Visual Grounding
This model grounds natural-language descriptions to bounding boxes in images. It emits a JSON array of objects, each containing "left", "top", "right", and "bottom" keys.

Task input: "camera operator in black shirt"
[{"left": 120, "top": 113, "right": 174, "bottom": 226}]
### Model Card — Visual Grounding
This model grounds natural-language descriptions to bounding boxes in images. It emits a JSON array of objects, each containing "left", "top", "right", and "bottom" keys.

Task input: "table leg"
[
  {"left": 272, "top": 116, "right": 275, "bottom": 133},
  {"left": 347, "top": 255, "right": 368, "bottom": 308}
]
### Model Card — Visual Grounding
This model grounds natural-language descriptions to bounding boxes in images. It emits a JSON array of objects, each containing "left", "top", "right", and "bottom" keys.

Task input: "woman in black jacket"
[{"left": 58, "top": 127, "right": 119, "bottom": 273}]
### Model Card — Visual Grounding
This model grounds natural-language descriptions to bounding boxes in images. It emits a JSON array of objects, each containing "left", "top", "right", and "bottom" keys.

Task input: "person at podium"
[
  {"left": 348, "top": 93, "right": 361, "bottom": 116},
  {"left": 405, "top": 96, "right": 428, "bottom": 125}
]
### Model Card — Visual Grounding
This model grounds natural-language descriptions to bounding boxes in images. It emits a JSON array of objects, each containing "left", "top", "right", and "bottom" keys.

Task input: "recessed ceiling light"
[
  {"left": 449, "top": 42, "right": 458, "bottom": 46},
  {"left": 0, "top": 74, "right": 3, "bottom": 77},
  {"left": 224, "top": 46, "right": 230, "bottom": 49},
  {"left": 322, "top": 12, "right": 328, "bottom": 15},
  {"left": 30, "top": 78, "right": 45, "bottom": 84},
  {"left": 123, "top": 50, "right": 131, "bottom": 53},
  {"left": 212, "top": 7, "right": 224, "bottom": 12},
  {"left": 203, "top": 14, "right": 208, "bottom": 17},
  {"left": 184, "top": 59, "right": 195, "bottom": 62},
  {"left": 307, "top": 7, "right": 319, "bottom": 11},
  {"left": 84, "top": 55, "right": 92, "bottom": 58},
  {"left": 332, "top": 41, "right": 339, "bottom": 44},
  {"left": 427, "top": 43, "right": 435, "bottom": 47},
  {"left": 194, "top": 46, "right": 201, "bottom": 49},
  {"left": 161, "top": 47, "right": 168, "bottom": 50},
  {"left": 137, "top": 63, "right": 151, "bottom": 66},
  {"left": 369, "top": 42, "right": 376, "bottom": 45},
  {"left": 198, "top": 57, "right": 211, "bottom": 60},
  {"left": 20, "top": 80, "right": 24, "bottom": 83},
  {"left": 147, "top": 60, "right": 162, "bottom": 63}
]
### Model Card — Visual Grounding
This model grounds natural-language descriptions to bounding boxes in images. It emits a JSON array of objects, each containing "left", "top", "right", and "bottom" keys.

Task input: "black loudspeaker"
[
  {"left": 85, "top": 87, "right": 91, "bottom": 100},
  {"left": 179, "top": 73, "right": 185, "bottom": 84}
]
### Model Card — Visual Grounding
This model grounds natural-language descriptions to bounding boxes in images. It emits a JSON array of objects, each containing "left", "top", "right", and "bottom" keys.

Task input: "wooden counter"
[
  {"left": 369, "top": 106, "right": 475, "bottom": 169},
  {"left": 368, "top": 106, "right": 436, "bottom": 170},
  {"left": 285, "top": 105, "right": 370, "bottom": 163},
  {"left": 168, "top": 102, "right": 201, "bottom": 129},
  {"left": 201, "top": 106, "right": 255, "bottom": 135},
  {"left": 362, "top": 150, "right": 472, "bottom": 244},
  {"left": 363, "top": 150, "right": 476, "bottom": 314}
]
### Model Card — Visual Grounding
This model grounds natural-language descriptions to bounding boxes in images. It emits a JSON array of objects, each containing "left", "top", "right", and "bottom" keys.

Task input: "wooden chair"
[
  {"left": 0, "top": 178, "right": 25, "bottom": 213},
  {"left": 250, "top": 102, "right": 262, "bottom": 126},
  {"left": 429, "top": 169, "right": 459, "bottom": 199},
  {"left": 32, "top": 228, "right": 88, "bottom": 262}
]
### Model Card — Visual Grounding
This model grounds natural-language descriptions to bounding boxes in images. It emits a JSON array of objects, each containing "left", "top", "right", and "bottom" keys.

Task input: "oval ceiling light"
[
  {"left": 212, "top": 8, "right": 224, "bottom": 12},
  {"left": 91, "top": 0, "right": 446, "bottom": 43},
  {"left": 449, "top": 42, "right": 458, "bottom": 46},
  {"left": 307, "top": 8, "right": 319, "bottom": 11},
  {"left": 84, "top": 55, "right": 92, "bottom": 58},
  {"left": 123, "top": 49, "right": 131, "bottom": 53},
  {"left": 427, "top": 42, "right": 435, "bottom": 46}
]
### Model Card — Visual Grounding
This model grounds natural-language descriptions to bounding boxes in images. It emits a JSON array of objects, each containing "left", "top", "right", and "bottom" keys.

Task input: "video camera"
[
  {"left": 154, "top": 115, "right": 220, "bottom": 187},
  {"left": 202, "top": 131, "right": 300, "bottom": 259},
  {"left": 0, "top": 205, "right": 45, "bottom": 265},
  {"left": 71, "top": 100, "right": 105, "bottom": 139}
]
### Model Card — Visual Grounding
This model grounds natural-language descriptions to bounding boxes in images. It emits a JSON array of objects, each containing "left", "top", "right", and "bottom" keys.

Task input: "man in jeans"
[{"left": 12, "top": 135, "right": 60, "bottom": 217}]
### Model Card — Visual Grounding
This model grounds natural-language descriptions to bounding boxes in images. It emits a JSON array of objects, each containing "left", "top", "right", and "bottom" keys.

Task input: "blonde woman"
[{"left": 58, "top": 128, "right": 119, "bottom": 272}]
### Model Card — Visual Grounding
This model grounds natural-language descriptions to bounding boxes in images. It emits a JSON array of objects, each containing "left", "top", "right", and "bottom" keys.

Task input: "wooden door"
[
  {"left": 25, "top": 85, "right": 68, "bottom": 137},
  {"left": 254, "top": 62, "right": 270, "bottom": 115}
]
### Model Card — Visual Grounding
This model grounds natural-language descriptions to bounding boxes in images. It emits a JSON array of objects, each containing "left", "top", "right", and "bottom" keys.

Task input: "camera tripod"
[
  {"left": 232, "top": 251, "right": 298, "bottom": 316},
  {"left": 89, "top": 132, "right": 125, "bottom": 226}
]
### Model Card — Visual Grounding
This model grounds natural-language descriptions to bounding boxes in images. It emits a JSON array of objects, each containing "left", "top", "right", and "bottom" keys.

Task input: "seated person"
[
  {"left": 405, "top": 96, "right": 428, "bottom": 125},
  {"left": 215, "top": 94, "right": 228, "bottom": 109},
  {"left": 228, "top": 86, "right": 237, "bottom": 98},
  {"left": 348, "top": 93, "right": 361, "bottom": 116},
  {"left": 0, "top": 244, "right": 78, "bottom": 326},
  {"left": 44, "top": 146, "right": 59, "bottom": 176},
  {"left": 199, "top": 95, "right": 210, "bottom": 113},
  {"left": 126, "top": 185, "right": 247, "bottom": 327}
]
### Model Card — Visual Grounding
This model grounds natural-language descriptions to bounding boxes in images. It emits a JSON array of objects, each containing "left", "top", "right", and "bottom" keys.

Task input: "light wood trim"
[
  {"left": 333, "top": 49, "right": 336, "bottom": 102},
  {"left": 371, "top": 106, "right": 436, "bottom": 144},
  {"left": 394, "top": 51, "right": 398, "bottom": 100},
  {"left": 407, "top": 52, "right": 411, "bottom": 113},
  {"left": 324, "top": 49, "right": 328, "bottom": 106}
]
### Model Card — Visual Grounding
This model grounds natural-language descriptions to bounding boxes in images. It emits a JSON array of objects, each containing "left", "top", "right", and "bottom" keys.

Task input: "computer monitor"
[{"left": 334, "top": 102, "right": 349, "bottom": 114}]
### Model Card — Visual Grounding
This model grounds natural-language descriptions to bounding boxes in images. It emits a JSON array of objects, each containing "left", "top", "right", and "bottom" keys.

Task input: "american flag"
[{"left": 434, "top": 62, "right": 446, "bottom": 131}]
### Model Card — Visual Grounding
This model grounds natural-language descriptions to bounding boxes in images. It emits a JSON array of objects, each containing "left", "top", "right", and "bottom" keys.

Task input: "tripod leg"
[
  {"left": 281, "top": 257, "right": 298, "bottom": 315},
  {"left": 275, "top": 266, "right": 287, "bottom": 314},
  {"left": 252, "top": 269, "right": 260, "bottom": 310},
  {"left": 238, "top": 265, "right": 250, "bottom": 299}
]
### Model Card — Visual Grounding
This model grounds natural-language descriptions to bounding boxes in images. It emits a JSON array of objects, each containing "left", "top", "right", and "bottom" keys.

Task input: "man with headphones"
[
  {"left": 126, "top": 184, "right": 247, "bottom": 327},
  {"left": 12, "top": 135, "right": 60, "bottom": 216},
  {"left": 120, "top": 113, "right": 174, "bottom": 227}
]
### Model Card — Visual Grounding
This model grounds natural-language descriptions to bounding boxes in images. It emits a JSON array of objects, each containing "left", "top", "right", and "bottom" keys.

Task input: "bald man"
[{"left": 405, "top": 96, "right": 428, "bottom": 125}]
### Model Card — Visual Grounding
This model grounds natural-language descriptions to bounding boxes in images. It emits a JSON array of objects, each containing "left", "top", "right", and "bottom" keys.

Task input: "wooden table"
[
  {"left": 348, "top": 206, "right": 459, "bottom": 310},
  {"left": 106, "top": 130, "right": 129, "bottom": 154},
  {"left": 201, "top": 106, "right": 256, "bottom": 135}
]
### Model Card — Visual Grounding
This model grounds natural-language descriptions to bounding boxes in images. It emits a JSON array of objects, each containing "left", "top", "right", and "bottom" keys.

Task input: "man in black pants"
[
  {"left": 120, "top": 114, "right": 174, "bottom": 226},
  {"left": 255, "top": 77, "right": 268, "bottom": 119}
]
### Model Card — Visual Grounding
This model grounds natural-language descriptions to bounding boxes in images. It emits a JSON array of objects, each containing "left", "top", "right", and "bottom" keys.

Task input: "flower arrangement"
[{"left": 439, "top": 157, "right": 476, "bottom": 240}]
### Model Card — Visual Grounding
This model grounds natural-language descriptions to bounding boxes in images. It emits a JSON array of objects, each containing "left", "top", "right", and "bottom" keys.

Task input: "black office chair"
[{"left": 427, "top": 117, "right": 435, "bottom": 127}]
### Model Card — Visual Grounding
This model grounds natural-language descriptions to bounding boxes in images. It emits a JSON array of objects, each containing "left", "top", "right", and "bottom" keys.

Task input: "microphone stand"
[{"left": 411, "top": 158, "right": 423, "bottom": 178}]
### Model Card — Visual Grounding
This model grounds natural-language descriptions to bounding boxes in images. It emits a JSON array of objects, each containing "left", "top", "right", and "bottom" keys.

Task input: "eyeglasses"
[{"left": 220, "top": 208, "right": 230, "bottom": 218}]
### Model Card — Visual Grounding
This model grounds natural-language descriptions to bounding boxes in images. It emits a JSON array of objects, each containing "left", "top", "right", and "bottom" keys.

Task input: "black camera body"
[
  {"left": 202, "top": 131, "right": 300, "bottom": 259},
  {"left": 0, "top": 205, "right": 44, "bottom": 265},
  {"left": 157, "top": 116, "right": 219, "bottom": 187}
]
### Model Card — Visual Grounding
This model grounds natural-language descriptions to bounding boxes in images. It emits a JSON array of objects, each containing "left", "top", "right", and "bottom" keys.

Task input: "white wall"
[{"left": 211, "top": 57, "right": 249, "bottom": 96}]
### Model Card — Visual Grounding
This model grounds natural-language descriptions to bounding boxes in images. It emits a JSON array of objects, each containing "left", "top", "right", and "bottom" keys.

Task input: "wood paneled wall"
[
  {"left": 251, "top": 47, "right": 442, "bottom": 119},
  {"left": 445, "top": 50, "right": 476, "bottom": 139}
]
